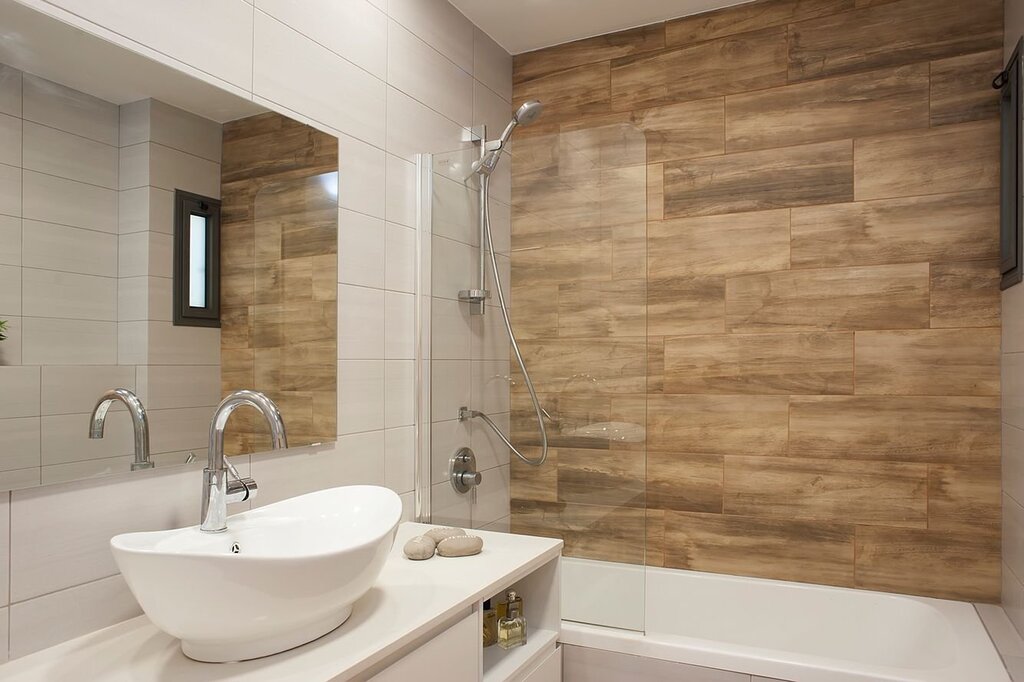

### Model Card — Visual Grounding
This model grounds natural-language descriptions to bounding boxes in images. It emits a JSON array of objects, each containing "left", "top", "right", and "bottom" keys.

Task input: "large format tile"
[
  {"left": 666, "top": 0, "right": 852, "bottom": 45},
  {"left": 337, "top": 284, "right": 386, "bottom": 360},
  {"left": 0, "top": 63, "right": 21, "bottom": 117},
  {"left": 253, "top": 10, "right": 386, "bottom": 147},
  {"left": 385, "top": 220, "right": 415, "bottom": 292},
  {"left": 930, "top": 49, "right": 1003, "bottom": 126},
  {"left": 40, "top": 411, "right": 134, "bottom": 466},
  {"left": 0, "top": 367, "right": 40, "bottom": 419},
  {"left": 8, "top": 465, "right": 204, "bottom": 601},
  {"left": 22, "top": 171, "right": 117, "bottom": 234},
  {"left": 854, "top": 525, "right": 999, "bottom": 601},
  {"left": 0, "top": 264, "right": 20, "bottom": 316},
  {"left": 384, "top": 425, "right": 415, "bottom": 494},
  {"left": 387, "top": 19, "right": 473, "bottom": 127},
  {"left": 932, "top": 260, "right": 1000, "bottom": 329},
  {"left": 474, "top": 27, "right": 513, "bottom": 101},
  {"left": 430, "top": 359, "right": 471, "bottom": 422},
  {"left": 388, "top": 0, "right": 474, "bottom": 73},
  {"left": 633, "top": 98, "right": 725, "bottom": 164},
  {"left": 855, "top": 328, "right": 1000, "bottom": 396},
  {"left": 513, "top": 62, "right": 610, "bottom": 125},
  {"left": 22, "top": 74, "right": 118, "bottom": 145},
  {"left": 21, "top": 318, "right": 116, "bottom": 366},
  {"left": 664, "top": 511, "right": 855, "bottom": 587},
  {"left": 250, "top": 439, "right": 385, "bottom": 507},
  {"left": 514, "top": 25, "right": 664, "bottom": 85},
  {"left": 22, "top": 220, "right": 117, "bottom": 277},
  {"left": 664, "top": 332, "right": 854, "bottom": 395},
  {"left": 255, "top": 0, "right": 387, "bottom": 79},
  {"left": 21, "top": 270, "right": 116, "bottom": 322},
  {"left": 337, "top": 134, "right": 386, "bottom": 219},
  {"left": 384, "top": 291, "right": 415, "bottom": 359},
  {"left": 9, "top": 575, "right": 140, "bottom": 659},
  {"left": 384, "top": 359, "right": 415, "bottom": 428},
  {"left": 723, "top": 456, "right": 927, "bottom": 527},
  {"left": 854, "top": 120, "right": 998, "bottom": 201},
  {"left": 0, "top": 163, "right": 21, "bottom": 217},
  {"left": 122, "top": 99, "right": 223, "bottom": 163},
  {"left": 0, "top": 215, "right": 18, "bottom": 266},
  {"left": 337, "top": 360, "right": 385, "bottom": 434},
  {"left": 791, "top": 190, "right": 998, "bottom": 268},
  {"left": 663, "top": 140, "right": 853, "bottom": 218},
  {"left": 647, "top": 394, "right": 789, "bottom": 455},
  {"left": 610, "top": 27, "right": 788, "bottom": 111},
  {"left": 726, "top": 264, "right": 930, "bottom": 333},
  {"left": 40, "top": 366, "right": 136, "bottom": 416},
  {"left": 0, "top": 418, "right": 40, "bottom": 473},
  {"left": 386, "top": 86, "right": 471, "bottom": 163},
  {"left": 649, "top": 209, "right": 790, "bottom": 278},
  {"left": 511, "top": 499, "right": 645, "bottom": 564},
  {"left": 0, "top": 113, "right": 20, "bottom": 167},
  {"left": 338, "top": 209, "right": 385, "bottom": 289},
  {"left": 22, "top": 122, "right": 117, "bottom": 189},
  {"left": 473, "top": 464, "right": 510, "bottom": 528},
  {"left": 726, "top": 63, "right": 929, "bottom": 152},
  {"left": 646, "top": 452, "right": 723, "bottom": 513},
  {"left": 928, "top": 463, "right": 999, "bottom": 534},
  {"left": 788, "top": 0, "right": 1002, "bottom": 81},
  {"left": 789, "top": 395, "right": 999, "bottom": 462}
]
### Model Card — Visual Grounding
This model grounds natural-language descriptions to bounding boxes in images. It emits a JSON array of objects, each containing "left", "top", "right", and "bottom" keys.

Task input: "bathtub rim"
[{"left": 559, "top": 564, "right": 1009, "bottom": 682}]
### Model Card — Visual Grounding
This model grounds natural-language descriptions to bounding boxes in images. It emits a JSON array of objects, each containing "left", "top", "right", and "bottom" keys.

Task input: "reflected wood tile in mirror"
[{"left": 220, "top": 112, "right": 338, "bottom": 455}]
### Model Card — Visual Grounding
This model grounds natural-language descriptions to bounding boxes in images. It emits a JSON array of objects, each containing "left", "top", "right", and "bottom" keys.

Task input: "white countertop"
[{"left": 0, "top": 523, "right": 562, "bottom": 681}]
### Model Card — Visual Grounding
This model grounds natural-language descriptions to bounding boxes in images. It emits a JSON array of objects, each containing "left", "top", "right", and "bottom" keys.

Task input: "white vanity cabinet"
[
  {"left": 0, "top": 523, "right": 562, "bottom": 682},
  {"left": 370, "top": 611, "right": 480, "bottom": 681},
  {"left": 369, "top": 542, "right": 562, "bottom": 682}
]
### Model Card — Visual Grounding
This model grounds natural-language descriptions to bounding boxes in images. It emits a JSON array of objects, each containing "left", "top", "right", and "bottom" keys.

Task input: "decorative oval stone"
[
  {"left": 436, "top": 534, "right": 483, "bottom": 557},
  {"left": 403, "top": 535, "right": 437, "bottom": 561},
  {"left": 424, "top": 526, "right": 466, "bottom": 544}
]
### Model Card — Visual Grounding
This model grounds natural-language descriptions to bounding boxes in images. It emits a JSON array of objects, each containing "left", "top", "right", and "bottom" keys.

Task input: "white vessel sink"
[{"left": 111, "top": 485, "right": 402, "bottom": 663}]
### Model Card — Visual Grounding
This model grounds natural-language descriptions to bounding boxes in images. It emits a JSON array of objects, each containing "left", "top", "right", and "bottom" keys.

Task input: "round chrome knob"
[{"left": 450, "top": 447, "right": 482, "bottom": 494}]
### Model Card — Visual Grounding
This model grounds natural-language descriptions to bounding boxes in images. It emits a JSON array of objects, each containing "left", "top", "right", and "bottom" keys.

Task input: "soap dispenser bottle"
[{"left": 497, "top": 591, "right": 526, "bottom": 650}]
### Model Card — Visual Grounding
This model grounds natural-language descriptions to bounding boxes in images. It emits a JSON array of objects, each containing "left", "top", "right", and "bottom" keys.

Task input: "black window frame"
[
  {"left": 1000, "top": 37, "right": 1023, "bottom": 290},
  {"left": 172, "top": 189, "right": 222, "bottom": 327}
]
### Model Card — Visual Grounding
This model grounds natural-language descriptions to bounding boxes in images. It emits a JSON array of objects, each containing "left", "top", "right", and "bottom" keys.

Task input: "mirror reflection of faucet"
[{"left": 88, "top": 388, "right": 153, "bottom": 472}]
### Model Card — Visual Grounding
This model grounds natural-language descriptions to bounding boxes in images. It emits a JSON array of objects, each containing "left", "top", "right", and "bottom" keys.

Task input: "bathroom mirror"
[{"left": 0, "top": 0, "right": 339, "bottom": 490}]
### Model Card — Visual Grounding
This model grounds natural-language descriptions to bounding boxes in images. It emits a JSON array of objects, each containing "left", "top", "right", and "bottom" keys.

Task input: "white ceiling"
[{"left": 448, "top": 0, "right": 751, "bottom": 55}]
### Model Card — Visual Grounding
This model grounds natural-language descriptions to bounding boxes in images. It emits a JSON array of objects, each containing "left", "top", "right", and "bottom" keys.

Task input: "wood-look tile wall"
[
  {"left": 509, "top": 0, "right": 1003, "bottom": 601},
  {"left": 220, "top": 112, "right": 338, "bottom": 454}
]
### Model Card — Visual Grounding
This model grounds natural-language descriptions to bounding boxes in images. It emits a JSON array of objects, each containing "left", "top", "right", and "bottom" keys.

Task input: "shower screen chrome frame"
[{"left": 414, "top": 153, "right": 433, "bottom": 523}]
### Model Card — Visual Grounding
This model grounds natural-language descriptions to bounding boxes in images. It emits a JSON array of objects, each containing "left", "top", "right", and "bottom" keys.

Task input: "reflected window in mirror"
[{"left": 173, "top": 190, "right": 222, "bottom": 327}]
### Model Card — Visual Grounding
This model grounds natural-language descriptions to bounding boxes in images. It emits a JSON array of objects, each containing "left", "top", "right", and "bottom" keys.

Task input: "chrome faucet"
[
  {"left": 201, "top": 390, "right": 287, "bottom": 533},
  {"left": 89, "top": 388, "right": 153, "bottom": 471}
]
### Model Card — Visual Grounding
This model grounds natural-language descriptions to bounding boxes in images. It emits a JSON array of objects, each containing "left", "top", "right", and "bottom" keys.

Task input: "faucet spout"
[
  {"left": 89, "top": 388, "right": 152, "bottom": 471},
  {"left": 201, "top": 390, "right": 288, "bottom": 533}
]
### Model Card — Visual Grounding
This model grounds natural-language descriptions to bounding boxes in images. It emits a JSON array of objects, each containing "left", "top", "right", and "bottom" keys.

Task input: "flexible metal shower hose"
[{"left": 474, "top": 173, "right": 548, "bottom": 467}]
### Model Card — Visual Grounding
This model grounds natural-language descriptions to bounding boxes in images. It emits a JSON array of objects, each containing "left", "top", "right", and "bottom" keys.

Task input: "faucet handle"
[{"left": 224, "top": 457, "right": 258, "bottom": 503}]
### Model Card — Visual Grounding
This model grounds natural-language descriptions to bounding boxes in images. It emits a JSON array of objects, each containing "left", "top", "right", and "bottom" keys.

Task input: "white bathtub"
[{"left": 559, "top": 558, "right": 1009, "bottom": 682}]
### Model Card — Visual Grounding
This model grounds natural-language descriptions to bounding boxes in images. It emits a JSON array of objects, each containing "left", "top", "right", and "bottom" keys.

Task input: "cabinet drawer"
[
  {"left": 516, "top": 645, "right": 561, "bottom": 682},
  {"left": 370, "top": 611, "right": 479, "bottom": 682}
]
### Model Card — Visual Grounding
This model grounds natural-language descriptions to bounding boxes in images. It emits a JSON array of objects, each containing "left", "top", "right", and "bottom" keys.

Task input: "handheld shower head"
[
  {"left": 473, "top": 100, "right": 544, "bottom": 176},
  {"left": 513, "top": 100, "right": 544, "bottom": 126}
]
